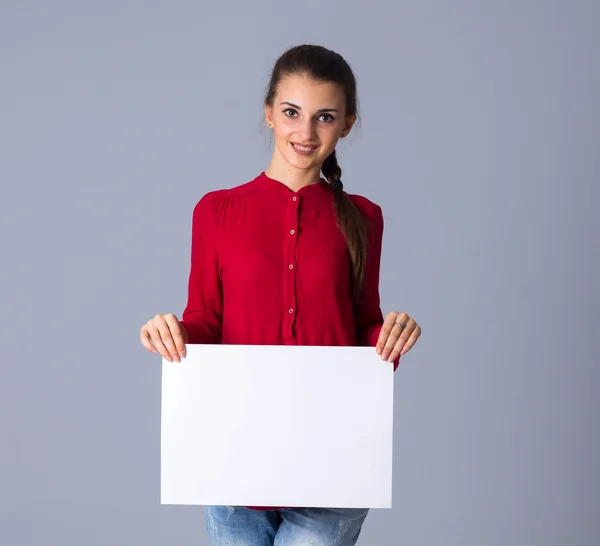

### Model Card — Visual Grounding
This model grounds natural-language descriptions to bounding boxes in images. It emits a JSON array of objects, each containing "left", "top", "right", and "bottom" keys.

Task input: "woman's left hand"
[{"left": 376, "top": 311, "right": 422, "bottom": 362}]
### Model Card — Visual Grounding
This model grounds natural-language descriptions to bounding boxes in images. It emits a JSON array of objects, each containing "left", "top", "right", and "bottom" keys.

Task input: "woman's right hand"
[{"left": 140, "top": 313, "right": 188, "bottom": 362}]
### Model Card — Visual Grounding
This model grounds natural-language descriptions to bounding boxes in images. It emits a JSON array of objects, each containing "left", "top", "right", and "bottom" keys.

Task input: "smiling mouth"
[{"left": 291, "top": 143, "right": 319, "bottom": 155}]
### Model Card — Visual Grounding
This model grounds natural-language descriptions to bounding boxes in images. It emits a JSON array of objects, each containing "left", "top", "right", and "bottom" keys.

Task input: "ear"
[
  {"left": 340, "top": 114, "right": 357, "bottom": 138},
  {"left": 264, "top": 105, "right": 273, "bottom": 128}
]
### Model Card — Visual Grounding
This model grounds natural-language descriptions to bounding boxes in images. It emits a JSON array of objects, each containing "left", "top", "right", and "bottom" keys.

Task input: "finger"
[
  {"left": 395, "top": 312, "right": 410, "bottom": 329},
  {"left": 164, "top": 313, "right": 186, "bottom": 359},
  {"left": 389, "top": 320, "right": 418, "bottom": 361},
  {"left": 147, "top": 318, "right": 174, "bottom": 362},
  {"left": 154, "top": 314, "right": 181, "bottom": 362},
  {"left": 140, "top": 326, "right": 158, "bottom": 354},
  {"left": 381, "top": 321, "right": 405, "bottom": 360},
  {"left": 387, "top": 335, "right": 406, "bottom": 363},
  {"left": 376, "top": 313, "right": 398, "bottom": 355},
  {"left": 400, "top": 325, "right": 421, "bottom": 356}
]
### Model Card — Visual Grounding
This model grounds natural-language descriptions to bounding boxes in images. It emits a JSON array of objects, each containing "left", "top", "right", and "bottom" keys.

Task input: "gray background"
[{"left": 1, "top": 1, "right": 598, "bottom": 545}]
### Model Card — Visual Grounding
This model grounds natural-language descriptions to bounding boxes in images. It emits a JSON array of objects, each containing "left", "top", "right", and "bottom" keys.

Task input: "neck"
[{"left": 265, "top": 148, "right": 322, "bottom": 192}]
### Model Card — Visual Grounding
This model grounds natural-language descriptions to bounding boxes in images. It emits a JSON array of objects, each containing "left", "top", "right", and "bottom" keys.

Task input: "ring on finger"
[{"left": 395, "top": 321, "right": 406, "bottom": 329}]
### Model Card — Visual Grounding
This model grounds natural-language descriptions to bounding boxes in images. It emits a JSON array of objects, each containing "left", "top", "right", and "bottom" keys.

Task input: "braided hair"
[{"left": 321, "top": 149, "right": 367, "bottom": 299}]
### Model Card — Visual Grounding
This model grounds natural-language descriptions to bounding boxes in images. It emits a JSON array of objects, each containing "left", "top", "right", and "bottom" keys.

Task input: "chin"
[
  {"left": 280, "top": 152, "right": 317, "bottom": 171},
  {"left": 291, "top": 160, "right": 322, "bottom": 173},
  {"left": 286, "top": 157, "right": 318, "bottom": 170}
]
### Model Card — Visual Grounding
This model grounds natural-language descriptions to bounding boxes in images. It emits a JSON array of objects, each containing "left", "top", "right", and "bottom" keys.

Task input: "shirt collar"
[{"left": 254, "top": 171, "right": 331, "bottom": 197}]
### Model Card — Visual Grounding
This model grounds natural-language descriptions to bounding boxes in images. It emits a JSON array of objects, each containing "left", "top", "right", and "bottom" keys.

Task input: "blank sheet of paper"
[{"left": 161, "top": 344, "right": 394, "bottom": 508}]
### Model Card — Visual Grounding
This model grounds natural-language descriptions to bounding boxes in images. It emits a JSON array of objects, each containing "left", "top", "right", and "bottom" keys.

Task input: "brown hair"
[{"left": 264, "top": 44, "right": 368, "bottom": 299}]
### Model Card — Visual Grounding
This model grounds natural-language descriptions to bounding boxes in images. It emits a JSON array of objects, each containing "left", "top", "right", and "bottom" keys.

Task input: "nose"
[{"left": 296, "top": 117, "right": 316, "bottom": 141}]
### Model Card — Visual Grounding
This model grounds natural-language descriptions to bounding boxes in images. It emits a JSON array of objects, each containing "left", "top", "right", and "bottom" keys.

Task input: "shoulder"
[
  {"left": 192, "top": 179, "right": 261, "bottom": 214},
  {"left": 346, "top": 192, "right": 384, "bottom": 230}
]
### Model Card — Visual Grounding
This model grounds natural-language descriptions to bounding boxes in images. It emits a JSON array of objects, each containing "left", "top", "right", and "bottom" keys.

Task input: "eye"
[
  {"left": 283, "top": 108, "right": 298, "bottom": 118},
  {"left": 318, "top": 113, "right": 335, "bottom": 122}
]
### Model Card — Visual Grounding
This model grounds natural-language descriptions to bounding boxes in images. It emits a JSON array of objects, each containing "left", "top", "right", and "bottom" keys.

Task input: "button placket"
[{"left": 284, "top": 194, "right": 300, "bottom": 336}]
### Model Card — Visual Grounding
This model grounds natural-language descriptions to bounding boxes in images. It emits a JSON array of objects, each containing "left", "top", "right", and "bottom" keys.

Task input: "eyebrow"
[{"left": 280, "top": 101, "right": 339, "bottom": 113}]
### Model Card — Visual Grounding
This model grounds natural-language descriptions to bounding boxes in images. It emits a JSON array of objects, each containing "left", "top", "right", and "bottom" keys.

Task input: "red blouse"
[{"left": 180, "top": 171, "right": 400, "bottom": 370}]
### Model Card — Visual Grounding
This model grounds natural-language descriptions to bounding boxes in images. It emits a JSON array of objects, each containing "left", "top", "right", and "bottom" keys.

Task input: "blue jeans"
[{"left": 205, "top": 506, "right": 369, "bottom": 545}]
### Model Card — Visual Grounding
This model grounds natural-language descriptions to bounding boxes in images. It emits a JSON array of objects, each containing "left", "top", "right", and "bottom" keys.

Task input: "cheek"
[
  {"left": 273, "top": 117, "right": 295, "bottom": 138},
  {"left": 317, "top": 126, "right": 341, "bottom": 150},
  {"left": 276, "top": 126, "right": 294, "bottom": 139}
]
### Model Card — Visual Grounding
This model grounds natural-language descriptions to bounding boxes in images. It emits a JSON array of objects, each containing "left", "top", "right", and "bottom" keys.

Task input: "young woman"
[{"left": 140, "top": 44, "right": 422, "bottom": 545}]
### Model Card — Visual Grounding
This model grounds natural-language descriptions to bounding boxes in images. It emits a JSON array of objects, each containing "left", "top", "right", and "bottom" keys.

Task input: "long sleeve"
[
  {"left": 179, "top": 193, "right": 223, "bottom": 344},
  {"left": 354, "top": 204, "right": 400, "bottom": 370}
]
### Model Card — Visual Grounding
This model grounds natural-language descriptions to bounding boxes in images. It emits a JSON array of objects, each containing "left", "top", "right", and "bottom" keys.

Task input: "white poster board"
[{"left": 161, "top": 344, "right": 394, "bottom": 508}]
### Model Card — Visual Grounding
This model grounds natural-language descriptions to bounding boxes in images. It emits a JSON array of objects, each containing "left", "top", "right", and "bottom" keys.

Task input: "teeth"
[{"left": 294, "top": 144, "right": 314, "bottom": 152}]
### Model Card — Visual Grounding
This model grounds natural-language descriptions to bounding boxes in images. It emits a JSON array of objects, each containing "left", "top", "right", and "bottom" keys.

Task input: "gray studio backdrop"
[{"left": 1, "top": 1, "right": 598, "bottom": 545}]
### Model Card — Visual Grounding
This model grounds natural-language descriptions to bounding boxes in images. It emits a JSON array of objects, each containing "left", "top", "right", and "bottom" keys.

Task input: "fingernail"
[
  {"left": 166, "top": 356, "right": 173, "bottom": 362},
  {"left": 179, "top": 350, "right": 186, "bottom": 359},
  {"left": 376, "top": 348, "right": 382, "bottom": 355}
]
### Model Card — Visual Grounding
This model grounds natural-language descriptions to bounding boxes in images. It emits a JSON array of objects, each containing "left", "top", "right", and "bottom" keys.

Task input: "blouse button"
[
  {"left": 292, "top": 196, "right": 298, "bottom": 202},
  {"left": 289, "top": 264, "right": 294, "bottom": 269},
  {"left": 288, "top": 308, "right": 294, "bottom": 314},
  {"left": 290, "top": 229, "right": 295, "bottom": 235}
]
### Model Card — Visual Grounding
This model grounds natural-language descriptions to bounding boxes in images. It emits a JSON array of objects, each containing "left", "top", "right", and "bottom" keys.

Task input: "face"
[{"left": 265, "top": 73, "right": 356, "bottom": 174}]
